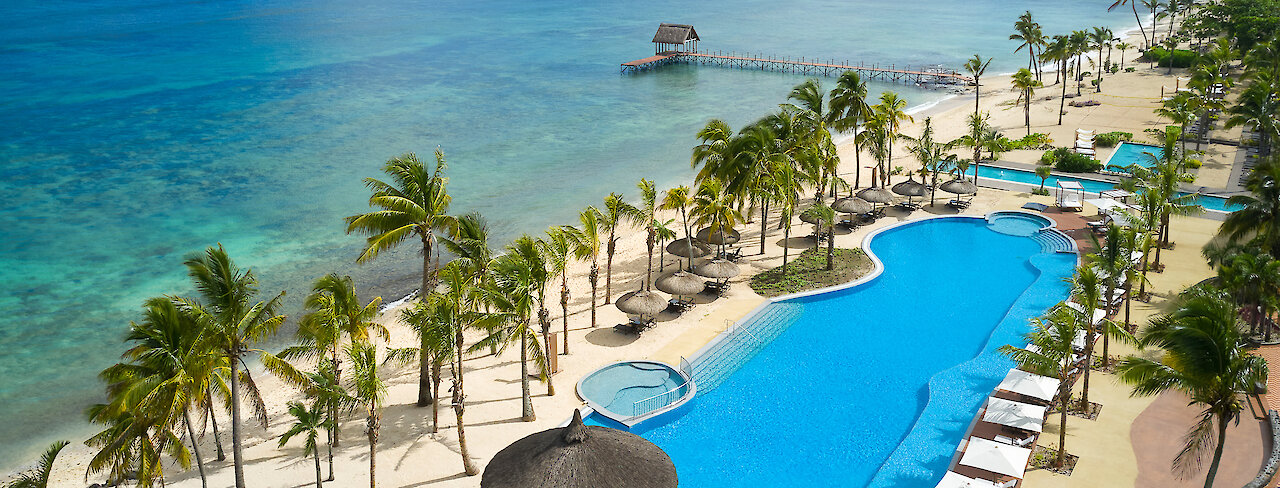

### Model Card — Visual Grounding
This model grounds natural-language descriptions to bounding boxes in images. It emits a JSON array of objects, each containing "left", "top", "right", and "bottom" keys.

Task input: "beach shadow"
[
  {"left": 403, "top": 473, "right": 472, "bottom": 487},
  {"left": 585, "top": 328, "right": 639, "bottom": 347},
  {"left": 776, "top": 236, "right": 817, "bottom": 249}
]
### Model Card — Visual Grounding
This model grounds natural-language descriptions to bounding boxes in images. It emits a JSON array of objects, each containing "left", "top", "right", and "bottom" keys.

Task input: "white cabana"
[
  {"left": 935, "top": 471, "right": 998, "bottom": 488},
  {"left": 996, "top": 369, "right": 1061, "bottom": 402},
  {"left": 983, "top": 397, "right": 1048, "bottom": 433},
  {"left": 960, "top": 437, "right": 1033, "bottom": 478},
  {"left": 1085, "top": 198, "right": 1127, "bottom": 215},
  {"left": 1066, "top": 301, "right": 1107, "bottom": 326},
  {"left": 1100, "top": 189, "right": 1132, "bottom": 201},
  {"left": 1056, "top": 181, "right": 1084, "bottom": 210}
]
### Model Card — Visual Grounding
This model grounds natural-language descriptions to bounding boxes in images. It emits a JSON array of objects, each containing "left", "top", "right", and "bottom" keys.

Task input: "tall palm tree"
[
  {"left": 1115, "top": 41, "right": 1133, "bottom": 71},
  {"left": 440, "top": 264, "right": 484, "bottom": 476},
  {"left": 1117, "top": 289, "right": 1268, "bottom": 488},
  {"left": 1011, "top": 68, "right": 1043, "bottom": 135},
  {"left": 828, "top": 71, "right": 872, "bottom": 189},
  {"left": 345, "top": 149, "right": 456, "bottom": 301},
  {"left": 599, "top": 193, "right": 641, "bottom": 304},
  {"left": 874, "top": 92, "right": 913, "bottom": 184},
  {"left": 1090, "top": 27, "right": 1114, "bottom": 91},
  {"left": 691, "top": 119, "right": 736, "bottom": 184},
  {"left": 348, "top": 341, "right": 386, "bottom": 488},
  {"left": 1041, "top": 35, "right": 1071, "bottom": 124},
  {"left": 1157, "top": 92, "right": 1197, "bottom": 155},
  {"left": 858, "top": 111, "right": 892, "bottom": 188},
  {"left": 951, "top": 112, "right": 995, "bottom": 187},
  {"left": 901, "top": 117, "right": 956, "bottom": 206},
  {"left": 5, "top": 440, "right": 69, "bottom": 488},
  {"left": 691, "top": 178, "right": 744, "bottom": 257},
  {"left": 636, "top": 179, "right": 660, "bottom": 290},
  {"left": 1070, "top": 30, "right": 1091, "bottom": 96},
  {"left": 1224, "top": 87, "right": 1279, "bottom": 156},
  {"left": 182, "top": 245, "right": 285, "bottom": 488},
  {"left": 1010, "top": 12, "right": 1044, "bottom": 78},
  {"left": 659, "top": 185, "right": 696, "bottom": 270},
  {"left": 568, "top": 208, "right": 604, "bottom": 328},
  {"left": 768, "top": 160, "right": 804, "bottom": 276},
  {"left": 1109, "top": 0, "right": 1151, "bottom": 47},
  {"left": 480, "top": 237, "right": 548, "bottom": 421},
  {"left": 1071, "top": 267, "right": 1103, "bottom": 409},
  {"left": 84, "top": 408, "right": 175, "bottom": 487},
  {"left": 1220, "top": 158, "right": 1280, "bottom": 256},
  {"left": 807, "top": 204, "right": 837, "bottom": 270},
  {"left": 541, "top": 226, "right": 575, "bottom": 354},
  {"left": 512, "top": 235, "right": 554, "bottom": 397},
  {"left": 1090, "top": 224, "right": 1131, "bottom": 366},
  {"left": 999, "top": 304, "right": 1082, "bottom": 468},
  {"left": 964, "top": 55, "right": 994, "bottom": 117},
  {"left": 278, "top": 401, "right": 328, "bottom": 488},
  {"left": 387, "top": 300, "right": 454, "bottom": 433}
]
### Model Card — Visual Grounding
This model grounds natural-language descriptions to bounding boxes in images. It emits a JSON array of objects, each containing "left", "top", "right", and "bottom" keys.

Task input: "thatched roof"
[
  {"left": 892, "top": 179, "right": 927, "bottom": 197},
  {"left": 856, "top": 187, "right": 894, "bottom": 204},
  {"left": 665, "top": 238, "right": 711, "bottom": 258},
  {"left": 693, "top": 259, "right": 740, "bottom": 279},
  {"left": 833, "top": 196, "right": 873, "bottom": 214},
  {"left": 940, "top": 178, "right": 978, "bottom": 195},
  {"left": 615, "top": 290, "right": 670, "bottom": 316},
  {"left": 481, "top": 410, "right": 678, "bottom": 488},
  {"left": 695, "top": 227, "right": 740, "bottom": 245},
  {"left": 656, "top": 271, "right": 704, "bottom": 296},
  {"left": 652, "top": 23, "right": 699, "bottom": 44}
]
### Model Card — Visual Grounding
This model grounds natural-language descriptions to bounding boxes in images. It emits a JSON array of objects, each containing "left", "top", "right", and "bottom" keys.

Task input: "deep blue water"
[
  {"left": 588, "top": 217, "right": 1076, "bottom": 487},
  {"left": 1, "top": 0, "right": 1137, "bottom": 468}
]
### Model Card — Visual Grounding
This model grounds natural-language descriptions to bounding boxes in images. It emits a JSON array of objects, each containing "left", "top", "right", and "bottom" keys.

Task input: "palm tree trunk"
[
  {"left": 520, "top": 327, "right": 535, "bottom": 421},
  {"left": 1103, "top": 283, "right": 1115, "bottom": 366},
  {"left": 1081, "top": 326, "right": 1095, "bottom": 408},
  {"left": 605, "top": 232, "right": 616, "bottom": 304},
  {"left": 760, "top": 200, "right": 769, "bottom": 255},
  {"left": 430, "top": 361, "right": 441, "bottom": 433},
  {"left": 330, "top": 350, "right": 342, "bottom": 449},
  {"left": 184, "top": 409, "right": 209, "bottom": 488},
  {"left": 1024, "top": 91, "right": 1032, "bottom": 135},
  {"left": 417, "top": 340, "right": 432, "bottom": 407},
  {"left": 1057, "top": 385, "right": 1069, "bottom": 467},
  {"left": 541, "top": 312, "right": 555, "bottom": 397},
  {"left": 1132, "top": 5, "right": 1150, "bottom": 47},
  {"left": 782, "top": 224, "right": 790, "bottom": 276},
  {"left": 588, "top": 262, "right": 598, "bottom": 327},
  {"left": 825, "top": 224, "right": 834, "bottom": 271},
  {"left": 229, "top": 353, "right": 247, "bottom": 488},
  {"left": 974, "top": 77, "right": 981, "bottom": 116},
  {"left": 1059, "top": 59, "right": 1068, "bottom": 125},
  {"left": 560, "top": 277, "right": 569, "bottom": 355},
  {"left": 854, "top": 126, "right": 863, "bottom": 189},
  {"left": 206, "top": 394, "right": 226, "bottom": 461},
  {"left": 645, "top": 230, "right": 655, "bottom": 291},
  {"left": 1203, "top": 413, "right": 1230, "bottom": 488},
  {"left": 313, "top": 449, "right": 323, "bottom": 488},
  {"left": 367, "top": 414, "right": 378, "bottom": 488}
]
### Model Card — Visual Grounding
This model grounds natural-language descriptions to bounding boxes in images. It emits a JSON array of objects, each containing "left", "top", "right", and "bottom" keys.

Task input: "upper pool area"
[
  {"left": 1104, "top": 142, "right": 1164, "bottom": 171},
  {"left": 975, "top": 165, "right": 1243, "bottom": 213},
  {"left": 584, "top": 215, "right": 1077, "bottom": 487}
]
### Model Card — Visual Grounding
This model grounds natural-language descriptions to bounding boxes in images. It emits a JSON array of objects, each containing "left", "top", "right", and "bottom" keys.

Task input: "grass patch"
[{"left": 749, "top": 247, "right": 874, "bottom": 297}]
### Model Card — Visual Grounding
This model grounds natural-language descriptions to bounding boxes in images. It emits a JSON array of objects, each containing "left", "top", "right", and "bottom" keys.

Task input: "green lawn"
[{"left": 748, "top": 247, "right": 874, "bottom": 298}]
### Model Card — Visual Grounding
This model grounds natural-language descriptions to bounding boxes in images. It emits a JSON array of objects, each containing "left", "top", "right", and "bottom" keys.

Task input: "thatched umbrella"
[
  {"left": 940, "top": 178, "right": 978, "bottom": 195},
  {"left": 856, "top": 187, "right": 894, "bottom": 204},
  {"left": 695, "top": 227, "right": 740, "bottom": 246},
  {"left": 655, "top": 271, "right": 704, "bottom": 301},
  {"left": 481, "top": 410, "right": 678, "bottom": 488},
  {"left": 615, "top": 289, "right": 669, "bottom": 320},
  {"left": 799, "top": 209, "right": 821, "bottom": 225},
  {"left": 832, "top": 196, "right": 872, "bottom": 215},
  {"left": 693, "top": 259, "right": 740, "bottom": 280},
  {"left": 891, "top": 178, "right": 927, "bottom": 197},
  {"left": 665, "top": 238, "right": 711, "bottom": 260}
]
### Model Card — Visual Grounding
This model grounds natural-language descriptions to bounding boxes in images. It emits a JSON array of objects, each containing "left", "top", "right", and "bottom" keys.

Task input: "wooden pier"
[{"left": 621, "top": 50, "right": 972, "bottom": 86}]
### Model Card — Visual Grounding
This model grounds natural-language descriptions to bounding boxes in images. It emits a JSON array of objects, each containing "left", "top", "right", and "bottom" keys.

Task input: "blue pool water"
[
  {"left": 579, "top": 361, "right": 688, "bottom": 418},
  {"left": 1105, "top": 142, "right": 1164, "bottom": 170},
  {"left": 986, "top": 211, "right": 1051, "bottom": 236},
  {"left": 975, "top": 165, "right": 1242, "bottom": 212},
  {"left": 587, "top": 217, "right": 1077, "bottom": 487}
]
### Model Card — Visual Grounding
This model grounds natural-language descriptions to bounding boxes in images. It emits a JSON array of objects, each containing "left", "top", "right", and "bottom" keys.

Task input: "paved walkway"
[{"left": 1132, "top": 390, "right": 1269, "bottom": 488}]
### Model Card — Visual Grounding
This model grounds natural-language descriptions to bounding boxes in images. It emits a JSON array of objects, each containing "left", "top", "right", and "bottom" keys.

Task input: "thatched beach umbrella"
[
  {"left": 891, "top": 178, "right": 927, "bottom": 197},
  {"left": 832, "top": 196, "right": 872, "bottom": 215},
  {"left": 799, "top": 209, "right": 822, "bottom": 225},
  {"left": 695, "top": 227, "right": 740, "bottom": 246},
  {"left": 940, "top": 178, "right": 978, "bottom": 195},
  {"left": 665, "top": 238, "right": 711, "bottom": 259},
  {"left": 856, "top": 187, "right": 894, "bottom": 204},
  {"left": 693, "top": 259, "right": 740, "bottom": 280},
  {"left": 615, "top": 290, "right": 669, "bottom": 317},
  {"left": 481, "top": 410, "right": 678, "bottom": 488},
  {"left": 656, "top": 271, "right": 704, "bottom": 299}
]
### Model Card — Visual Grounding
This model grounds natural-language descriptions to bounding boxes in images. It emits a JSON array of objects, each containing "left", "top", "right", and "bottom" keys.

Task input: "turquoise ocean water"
[{"left": 0, "top": 0, "right": 1134, "bottom": 469}]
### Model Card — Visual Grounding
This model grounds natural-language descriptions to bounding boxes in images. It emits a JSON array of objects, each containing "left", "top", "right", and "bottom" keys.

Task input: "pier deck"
[{"left": 621, "top": 50, "right": 972, "bottom": 86}]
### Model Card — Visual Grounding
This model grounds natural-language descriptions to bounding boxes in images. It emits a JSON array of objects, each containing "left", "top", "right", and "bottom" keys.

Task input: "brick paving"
[{"left": 1131, "top": 390, "right": 1269, "bottom": 488}]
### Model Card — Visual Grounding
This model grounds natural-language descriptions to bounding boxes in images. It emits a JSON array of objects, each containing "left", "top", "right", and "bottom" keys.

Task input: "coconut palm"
[
  {"left": 1224, "top": 87, "right": 1279, "bottom": 156},
  {"left": 901, "top": 117, "right": 956, "bottom": 206},
  {"left": 1010, "top": 12, "right": 1044, "bottom": 78},
  {"left": 964, "top": 55, "right": 994, "bottom": 117},
  {"left": 806, "top": 204, "right": 837, "bottom": 270},
  {"left": 347, "top": 341, "right": 386, "bottom": 488},
  {"left": 1115, "top": 41, "right": 1133, "bottom": 70},
  {"left": 874, "top": 91, "right": 914, "bottom": 184},
  {"left": 1040, "top": 34, "right": 1072, "bottom": 125},
  {"left": 1157, "top": 92, "right": 1197, "bottom": 155},
  {"left": 278, "top": 401, "right": 329, "bottom": 488},
  {"left": 1090, "top": 27, "right": 1114, "bottom": 90},
  {"left": 345, "top": 149, "right": 456, "bottom": 303},
  {"left": 599, "top": 193, "right": 642, "bottom": 304},
  {"left": 478, "top": 237, "right": 549, "bottom": 421},
  {"left": 84, "top": 407, "right": 177, "bottom": 487},
  {"left": 654, "top": 218, "right": 678, "bottom": 272},
  {"left": 691, "top": 178, "right": 744, "bottom": 257},
  {"left": 387, "top": 300, "right": 455, "bottom": 433},
  {"left": 436, "top": 263, "right": 484, "bottom": 476},
  {"left": 1011, "top": 69, "right": 1043, "bottom": 135},
  {"left": 1220, "top": 158, "right": 1280, "bottom": 256},
  {"left": 858, "top": 111, "right": 892, "bottom": 188},
  {"left": 1117, "top": 290, "right": 1268, "bottom": 488},
  {"left": 1071, "top": 267, "right": 1103, "bottom": 408},
  {"left": 998, "top": 304, "right": 1082, "bottom": 468},
  {"left": 1070, "top": 30, "right": 1091, "bottom": 96},
  {"left": 636, "top": 179, "right": 660, "bottom": 290},
  {"left": 660, "top": 185, "right": 697, "bottom": 270},
  {"left": 5, "top": 440, "right": 68, "bottom": 488},
  {"left": 511, "top": 235, "right": 554, "bottom": 397},
  {"left": 541, "top": 226, "right": 575, "bottom": 354},
  {"left": 567, "top": 207, "right": 604, "bottom": 328},
  {"left": 1090, "top": 224, "right": 1131, "bottom": 366},
  {"left": 828, "top": 71, "right": 872, "bottom": 188},
  {"left": 182, "top": 245, "right": 285, "bottom": 488},
  {"left": 691, "top": 119, "right": 735, "bottom": 183},
  {"left": 951, "top": 112, "right": 996, "bottom": 187},
  {"left": 1109, "top": 0, "right": 1151, "bottom": 47}
]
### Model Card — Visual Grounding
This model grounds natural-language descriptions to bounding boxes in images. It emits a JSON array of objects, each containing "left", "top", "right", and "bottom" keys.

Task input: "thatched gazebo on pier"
[{"left": 652, "top": 23, "right": 699, "bottom": 54}]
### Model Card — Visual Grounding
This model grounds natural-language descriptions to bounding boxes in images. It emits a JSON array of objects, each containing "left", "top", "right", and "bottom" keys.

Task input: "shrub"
[
  {"left": 1186, "top": 158, "right": 1202, "bottom": 169},
  {"left": 1094, "top": 131, "right": 1133, "bottom": 148},
  {"left": 1011, "top": 133, "right": 1055, "bottom": 150},
  {"left": 1046, "top": 147, "right": 1102, "bottom": 172},
  {"left": 1140, "top": 47, "right": 1199, "bottom": 68},
  {"left": 1125, "top": 67, "right": 1136, "bottom": 72},
  {"left": 1032, "top": 188, "right": 1051, "bottom": 196},
  {"left": 1040, "top": 149, "right": 1062, "bottom": 166}
]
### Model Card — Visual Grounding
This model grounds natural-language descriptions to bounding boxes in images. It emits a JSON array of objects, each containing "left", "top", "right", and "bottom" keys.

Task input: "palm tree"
[
  {"left": 1071, "top": 267, "right": 1103, "bottom": 409},
  {"left": 480, "top": 237, "right": 548, "bottom": 421},
  {"left": 279, "top": 402, "right": 328, "bottom": 488},
  {"left": 1011, "top": 68, "right": 1043, "bottom": 135},
  {"left": 1109, "top": 0, "right": 1151, "bottom": 48},
  {"left": 84, "top": 408, "right": 174, "bottom": 487},
  {"left": 1010, "top": 12, "right": 1044, "bottom": 78},
  {"left": 345, "top": 149, "right": 456, "bottom": 302},
  {"left": 438, "top": 264, "right": 484, "bottom": 476},
  {"left": 5, "top": 440, "right": 69, "bottom": 488},
  {"left": 1220, "top": 158, "right": 1280, "bottom": 256},
  {"left": 182, "top": 245, "right": 286, "bottom": 488},
  {"left": 1117, "top": 290, "right": 1268, "bottom": 488},
  {"left": 1115, "top": 41, "right": 1133, "bottom": 71},
  {"left": 1090, "top": 27, "right": 1114, "bottom": 91},
  {"left": 1070, "top": 30, "right": 1091, "bottom": 96},
  {"left": 828, "top": 71, "right": 872, "bottom": 189},
  {"left": 348, "top": 341, "right": 386, "bottom": 488},
  {"left": 964, "top": 55, "right": 994, "bottom": 117},
  {"left": 951, "top": 112, "right": 996, "bottom": 188},
  {"left": 1157, "top": 92, "right": 1197, "bottom": 155},
  {"left": 807, "top": 204, "right": 837, "bottom": 269},
  {"left": 691, "top": 119, "right": 735, "bottom": 184},
  {"left": 1224, "top": 87, "right": 1279, "bottom": 156},
  {"left": 691, "top": 178, "right": 744, "bottom": 257},
  {"left": 1090, "top": 224, "right": 1131, "bottom": 366},
  {"left": 874, "top": 91, "right": 914, "bottom": 184},
  {"left": 541, "top": 226, "right": 575, "bottom": 354},
  {"left": 388, "top": 300, "right": 454, "bottom": 433},
  {"left": 1042, "top": 35, "right": 1071, "bottom": 124},
  {"left": 568, "top": 207, "right": 604, "bottom": 328},
  {"left": 599, "top": 193, "right": 641, "bottom": 304},
  {"left": 999, "top": 304, "right": 1082, "bottom": 468},
  {"left": 901, "top": 117, "right": 956, "bottom": 206},
  {"left": 659, "top": 185, "right": 696, "bottom": 270},
  {"left": 511, "top": 235, "right": 554, "bottom": 397},
  {"left": 636, "top": 179, "right": 660, "bottom": 290}
]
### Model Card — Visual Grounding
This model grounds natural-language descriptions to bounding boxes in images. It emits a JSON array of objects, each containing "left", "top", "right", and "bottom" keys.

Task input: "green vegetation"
[
  {"left": 1041, "top": 147, "right": 1103, "bottom": 172},
  {"left": 1140, "top": 47, "right": 1200, "bottom": 68},
  {"left": 1093, "top": 131, "right": 1133, "bottom": 147},
  {"left": 749, "top": 248, "right": 874, "bottom": 297}
]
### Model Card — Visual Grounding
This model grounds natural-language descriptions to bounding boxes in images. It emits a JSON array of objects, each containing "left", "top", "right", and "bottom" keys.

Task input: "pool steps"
[{"left": 686, "top": 302, "right": 803, "bottom": 393}]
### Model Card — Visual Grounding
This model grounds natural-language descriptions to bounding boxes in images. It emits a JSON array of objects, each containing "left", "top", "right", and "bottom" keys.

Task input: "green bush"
[
  {"left": 1094, "top": 131, "right": 1134, "bottom": 148},
  {"left": 1031, "top": 188, "right": 1051, "bottom": 196},
  {"left": 1125, "top": 67, "right": 1136, "bottom": 72},
  {"left": 1010, "top": 133, "right": 1055, "bottom": 150},
  {"left": 1140, "top": 47, "right": 1199, "bottom": 68},
  {"left": 1186, "top": 158, "right": 1202, "bottom": 169},
  {"left": 1046, "top": 147, "right": 1102, "bottom": 172}
]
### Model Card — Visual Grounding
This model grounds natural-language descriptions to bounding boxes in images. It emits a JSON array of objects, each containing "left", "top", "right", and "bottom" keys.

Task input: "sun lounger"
[
  {"left": 1020, "top": 202, "right": 1048, "bottom": 212},
  {"left": 994, "top": 434, "right": 1036, "bottom": 448},
  {"left": 668, "top": 297, "right": 694, "bottom": 311},
  {"left": 723, "top": 248, "right": 743, "bottom": 262},
  {"left": 947, "top": 199, "right": 972, "bottom": 210}
]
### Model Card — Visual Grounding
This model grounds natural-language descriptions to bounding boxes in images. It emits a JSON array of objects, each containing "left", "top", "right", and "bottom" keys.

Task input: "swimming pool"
[
  {"left": 975, "top": 165, "right": 1242, "bottom": 213},
  {"left": 1103, "top": 142, "right": 1164, "bottom": 171},
  {"left": 578, "top": 360, "right": 693, "bottom": 426},
  {"left": 585, "top": 215, "right": 1077, "bottom": 487}
]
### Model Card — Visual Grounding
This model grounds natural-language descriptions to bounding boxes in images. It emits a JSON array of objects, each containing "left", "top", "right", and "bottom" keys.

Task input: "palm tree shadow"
[
  {"left": 776, "top": 236, "right": 817, "bottom": 249},
  {"left": 585, "top": 328, "right": 639, "bottom": 347}
]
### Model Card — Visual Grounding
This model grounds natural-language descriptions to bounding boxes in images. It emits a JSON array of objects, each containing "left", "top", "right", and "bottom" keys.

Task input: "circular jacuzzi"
[
  {"left": 577, "top": 360, "right": 694, "bottom": 426},
  {"left": 986, "top": 210, "right": 1052, "bottom": 237}
]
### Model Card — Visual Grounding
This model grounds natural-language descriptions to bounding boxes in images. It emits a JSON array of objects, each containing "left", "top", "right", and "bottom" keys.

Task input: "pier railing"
[{"left": 621, "top": 50, "right": 972, "bottom": 87}]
